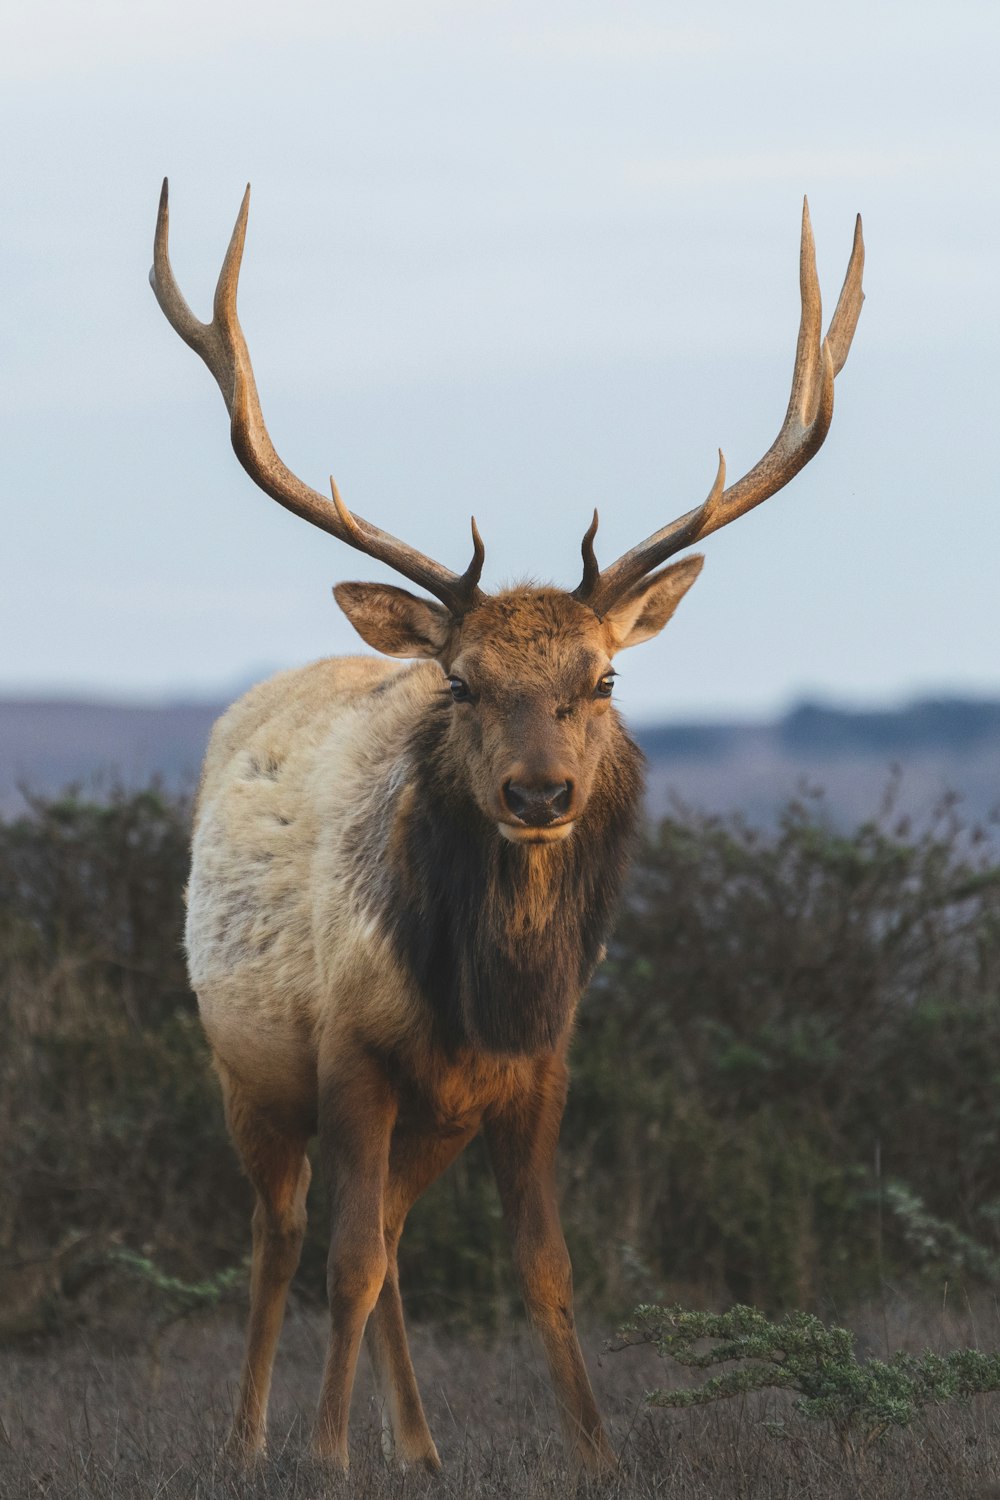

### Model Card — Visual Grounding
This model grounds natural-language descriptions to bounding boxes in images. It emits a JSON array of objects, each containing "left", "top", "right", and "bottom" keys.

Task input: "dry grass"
[{"left": 3, "top": 1307, "right": 1000, "bottom": 1499}]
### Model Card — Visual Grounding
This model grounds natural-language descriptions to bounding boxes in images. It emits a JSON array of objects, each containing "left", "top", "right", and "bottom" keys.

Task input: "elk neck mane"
[{"left": 379, "top": 698, "right": 644, "bottom": 1055}]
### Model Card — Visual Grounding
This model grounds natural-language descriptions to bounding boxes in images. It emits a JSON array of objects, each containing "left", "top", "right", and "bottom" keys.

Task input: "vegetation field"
[
  {"left": 2, "top": 782, "right": 1000, "bottom": 1495},
  {"left": 5, "top": 1307, "right": 1000, "bottom": 1498}
]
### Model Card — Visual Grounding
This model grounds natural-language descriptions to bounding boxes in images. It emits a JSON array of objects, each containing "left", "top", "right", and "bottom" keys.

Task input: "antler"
[
  {"left": 149, "top": 180, "right": 485, "bottom": 616},
  {"left": 574, "top": 200, "right": 865, "bottom": 617}
]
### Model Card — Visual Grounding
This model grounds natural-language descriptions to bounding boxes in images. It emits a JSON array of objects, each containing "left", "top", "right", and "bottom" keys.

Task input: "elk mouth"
[{"left": 497, "top": 821, "right": 576, "bottom": 845}]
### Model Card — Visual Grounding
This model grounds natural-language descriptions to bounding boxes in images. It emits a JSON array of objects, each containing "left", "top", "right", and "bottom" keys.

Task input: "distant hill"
[
  {"left": 1, "top": 691, "right": 998, "bottom": 833},
  {"left": 779, "top": 699, "right": 1000, "bottom": 754},
  {"left": 640, "top": 699, "right": 1000, "bottom": 834},
  {"left": 0, "top": 698, "right": 219, "bottom": 810}
]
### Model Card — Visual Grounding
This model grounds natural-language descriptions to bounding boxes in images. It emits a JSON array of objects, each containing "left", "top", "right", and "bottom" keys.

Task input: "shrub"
[
  {"left": 0, "top": 787, "right": 245, "bottom": 1332},
  {"left": 2, "top": 785, "right": 999, "bottom": 1333},
  {"left": 621, "top": 1303, "right": 1000, "bottom": 1449},
  {"left": 561, "top": 795, "right": 1000, "bottom": 1311}
]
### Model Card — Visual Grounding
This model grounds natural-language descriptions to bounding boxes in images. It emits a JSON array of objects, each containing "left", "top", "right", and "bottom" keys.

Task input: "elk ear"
[
  {"left": 603, "top": 554, "right": 704, "bottom": 652},
  {"left": 334, "top": 582, "right": 452, "bottom": 659}
]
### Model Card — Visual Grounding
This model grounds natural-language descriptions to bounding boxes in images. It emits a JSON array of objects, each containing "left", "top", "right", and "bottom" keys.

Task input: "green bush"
[
  {"left": 559, "top": 797, "right": 1000, "bottom": 1312},
  {"left": 622, "top": 1303, "right": 1000, "bottom": 1448},
  {"left": 2, "top": 785, "right": 1000, "bottom": 1333},
  {"left": 0, "top": 789, "right": 242, "bottom": 1300}
]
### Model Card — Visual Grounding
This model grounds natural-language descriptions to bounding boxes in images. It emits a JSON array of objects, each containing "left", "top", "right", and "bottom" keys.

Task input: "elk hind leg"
[{"left": 219, "top": 1065, "right": 311, "bottom": 1459}]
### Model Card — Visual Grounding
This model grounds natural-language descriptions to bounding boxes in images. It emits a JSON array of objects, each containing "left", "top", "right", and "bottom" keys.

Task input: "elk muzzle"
[
  {"left": 503, "top": 779, "right": 572, "bottom": 825},
  {"left": 499, "top": 775, "right": 576, "bottom": 843}
]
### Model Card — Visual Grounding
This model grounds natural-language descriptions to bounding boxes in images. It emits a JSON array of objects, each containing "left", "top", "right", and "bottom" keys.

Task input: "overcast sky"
[{"left": 3, "top": 0, "right": 998, "bottom": 720}]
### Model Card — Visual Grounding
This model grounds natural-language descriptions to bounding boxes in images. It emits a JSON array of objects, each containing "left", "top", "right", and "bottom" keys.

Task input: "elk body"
[{"left": 150, "top": 182, "right": 863, "bottom": 1476}]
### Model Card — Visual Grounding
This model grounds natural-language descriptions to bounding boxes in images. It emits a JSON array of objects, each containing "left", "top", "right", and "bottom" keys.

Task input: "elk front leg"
[
  {"left": 365, "top": 1124, "right": 478, "bottom": 1470},
  {"left": 485, "top": 1058, "right": 615, "bottom": 1479},
  {"left": 313, "top": 1044, "right": 397, "bottom": 1468}
]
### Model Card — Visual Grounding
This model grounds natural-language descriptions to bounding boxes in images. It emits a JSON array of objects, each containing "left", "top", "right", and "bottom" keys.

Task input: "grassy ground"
[{"left": 3, "top": 1306, "right": 1000, "bottom": 1498}]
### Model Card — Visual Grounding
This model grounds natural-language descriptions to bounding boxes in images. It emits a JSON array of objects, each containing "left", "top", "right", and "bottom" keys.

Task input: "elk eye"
[
  {"left": 595, "top": 673, "right": 616, "bottom": 699},
  {"left": 448, "top": 676, "right": 472, "bottom": 703}
]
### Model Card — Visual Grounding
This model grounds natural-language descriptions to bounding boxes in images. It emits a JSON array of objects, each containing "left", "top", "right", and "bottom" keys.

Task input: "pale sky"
[{"left": 3, "top": 0, "right": 998, "bottom": 720}]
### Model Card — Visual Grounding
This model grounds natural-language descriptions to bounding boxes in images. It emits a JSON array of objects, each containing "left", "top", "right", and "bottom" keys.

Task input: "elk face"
[{"left": 335, "top": 555, "right": 703, "bottom": 844}]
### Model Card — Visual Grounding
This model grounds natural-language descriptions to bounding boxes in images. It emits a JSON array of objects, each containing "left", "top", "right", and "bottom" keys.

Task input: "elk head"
[
  {"left": 150, "top": 182, "right": 864, "bottom": 844},
  {"left": 331, "top": 572, "right": 703, "bottom": 843}
]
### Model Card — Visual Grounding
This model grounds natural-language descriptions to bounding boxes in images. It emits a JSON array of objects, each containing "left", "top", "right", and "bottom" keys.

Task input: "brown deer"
[{"left": 150, "top": 181, "right": 863, "bottom": 1477}]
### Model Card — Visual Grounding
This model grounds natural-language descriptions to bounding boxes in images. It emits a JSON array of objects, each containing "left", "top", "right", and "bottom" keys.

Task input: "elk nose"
[{"left": 503, "top": 779, "right": 572, "bottom": 827}]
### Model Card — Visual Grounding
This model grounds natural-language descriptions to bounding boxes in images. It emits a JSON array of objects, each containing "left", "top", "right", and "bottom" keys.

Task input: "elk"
[{"left": 150, "top": 180, "right": 863, "bottom": 1476}]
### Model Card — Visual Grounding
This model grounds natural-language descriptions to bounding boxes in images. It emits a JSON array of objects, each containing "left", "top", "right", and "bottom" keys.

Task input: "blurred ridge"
[{"left": 1, "top": 691, "right": 998, "bottom": 830}]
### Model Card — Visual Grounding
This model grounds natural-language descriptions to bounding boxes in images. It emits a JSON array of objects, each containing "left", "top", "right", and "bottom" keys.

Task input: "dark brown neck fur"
[{"left": 385, "top": 701, "right": 643, "bottom": 1054}]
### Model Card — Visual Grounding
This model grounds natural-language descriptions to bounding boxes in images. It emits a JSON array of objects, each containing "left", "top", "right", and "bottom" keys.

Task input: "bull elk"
[{"left": 150, "top": 180, "right": 863, "bottom": 1476}]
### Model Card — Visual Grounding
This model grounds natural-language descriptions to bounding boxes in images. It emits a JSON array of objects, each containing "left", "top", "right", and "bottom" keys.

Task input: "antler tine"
[
  {"left": 825, "top": 213, "right": 865, "bottom": 377},
  {"left": 572, "top": 456, "right": 726, "bottom": 611},
  {"left": 575, "top": 202, "right": 864, "bottom": 617},
  {"left": 150, "top": 180, "right": 485, "bottom": 616}
]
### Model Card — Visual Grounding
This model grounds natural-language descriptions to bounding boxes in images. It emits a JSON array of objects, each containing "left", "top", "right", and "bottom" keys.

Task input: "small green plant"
[
  {"left": 621, "top": 1304, "right": 1000, "bottom": 1448},
  {"left": 102, "top": 1249, "right": 246, "bottom": 1320},
  {"left": 881, "top": 1182, "right": 1000, "bottom": 1282}
]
